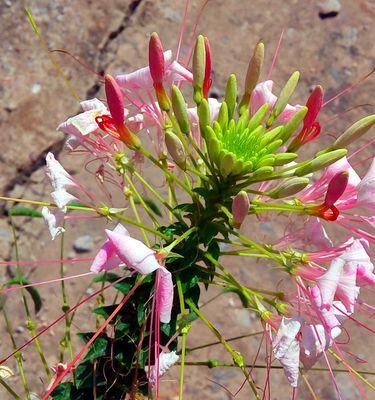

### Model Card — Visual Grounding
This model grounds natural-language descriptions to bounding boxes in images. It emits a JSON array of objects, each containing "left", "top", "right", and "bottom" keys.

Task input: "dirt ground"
[{"left": 0, "top": 1, "right": 374, "bottom": 399}]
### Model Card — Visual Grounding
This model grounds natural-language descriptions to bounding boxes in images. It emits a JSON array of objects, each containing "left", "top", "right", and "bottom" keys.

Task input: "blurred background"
[{"left": 0, "top": 0, "right": 374, "bottom": 398}]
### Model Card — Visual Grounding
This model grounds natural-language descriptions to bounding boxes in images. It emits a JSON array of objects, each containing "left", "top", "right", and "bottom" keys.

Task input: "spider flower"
[
  {"left": 145, "top": 351, "right": 179, "bottom": 386},
  {"left": 41, "top": 207, "right": 65, "bottom": 240}
]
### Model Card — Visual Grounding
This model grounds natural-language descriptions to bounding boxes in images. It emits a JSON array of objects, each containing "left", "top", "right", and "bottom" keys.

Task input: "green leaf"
[
  {"left": 83, "top": 336, "right": 109, "bottom": 362},
  {"left": 92, "top": 272, "right": 121, "bottom": 283},
  {"left": 9, "top": 206, "right": 42, "bottom": 218},
  {"left": 200, "top": 224, "right": 219, "bottom": 246},
  {"left": 51, "top": 382, "right": 73, "bottom": 400},
  {"left": 69, "top": 201, "right": 88, "bottom": 208},
  {"left": 7, "top": 276, "right": 42, "bottom": 313}
]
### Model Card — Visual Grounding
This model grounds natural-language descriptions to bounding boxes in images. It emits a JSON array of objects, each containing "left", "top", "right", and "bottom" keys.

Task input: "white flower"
[
  {"left": 145, "top": 351, "right": 179, "bottom": 386},
  {"left": 42, "top": 207, "right": 65, "bottom": 240}
]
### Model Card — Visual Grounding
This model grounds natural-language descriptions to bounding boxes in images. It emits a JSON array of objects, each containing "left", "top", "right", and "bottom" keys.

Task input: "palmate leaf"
[{"left": 7, "top": 276, "right": 42, "bottom": 313}]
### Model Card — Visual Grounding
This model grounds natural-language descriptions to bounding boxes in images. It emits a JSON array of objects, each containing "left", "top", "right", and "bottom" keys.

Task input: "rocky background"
[{"left": 0, "top": 0, "right": 374, "bottom": 399}]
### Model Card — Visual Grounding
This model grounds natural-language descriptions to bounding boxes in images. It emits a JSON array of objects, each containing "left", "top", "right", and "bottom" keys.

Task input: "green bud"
[
  {"left": 252, "top": 166, "right": 274, "bottom": 179},
  {"left": 198, "top": 99, "right": 211, "bottom": 139},
  {"left": 281, "top": 106, "right": 308, "bottom": 144},
  {"left": 217, "top": 101, "right": 229, "bottom": 129},
  {"left": 259, "top": 126, "right": 284, "bottom": 148},
  {"left": 193, "top": 35, "right": 206, "bottom": 104},
  {"left": 165, "top": 129, "right": 186, "bottom": 170},
  {"left": 268, "top": 177, "right": 310, "bottom": 198},
  {"left": 248, "top": 103, "right": 269, "bottom": 132},
  {"left": 239, "top": 42, "right": 265, "bottom": 114},
  {"left": 225, "top": 74, "right": 237, "bottom": 120},
  {"left": 268, "top": 71, "right": 300, "bottom": 126},
  {"left": 331, "top": 114, "right": 375, "bottom": 150},
  {"left": 243, "top": 160, "right": 253, "bottom": 173},
  {"left": 171, "top": 85, "right": 190, "bottom": 134},
  {"left": 205, "top": 125, "right": 216, "bottom": 141},
  {"left": 256, "top": 155, "right": 275, "bottom": 168},
  {"left": 232, "top": 159, "right": 244, "bottom": 175},
  {"left": 213, "top": 121, "right": 223, "bottom": 140},
  {"left": 273, "top": 152, "right": 298, "bottom": 166},
  {"left": 219, "top": 151, "right": 235, "bottom": 177},
  {"left": 263, "top": 139, "right": 283, "bottom": 154},
  {"left": 207, "top": 137, "right": 221, "bottom": 164},
  {"left": 237, "top": 108, "right": 250, "bottom": 132},
  {"left": 294, "top": 149, "right": 347, "bottom": 176}
]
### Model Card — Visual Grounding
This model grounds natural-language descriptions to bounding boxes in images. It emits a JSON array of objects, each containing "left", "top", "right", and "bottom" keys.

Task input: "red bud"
[
  {"left": 203, "top": 37, "right": 212, "bottom": 99},
  {"left": 324, "top": 171, "right": 349, "bottom": 207},
  {"left": 104, "top": 74, "right": 124, "bottom": 126},
  {"left": 149, "top": 32, "right": 165, "bottom": 85},
  {"left": 304, "top": 85, "right": 323, "bottom": 129}
]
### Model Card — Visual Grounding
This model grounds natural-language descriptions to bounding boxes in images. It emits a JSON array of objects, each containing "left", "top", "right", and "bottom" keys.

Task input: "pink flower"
[
  {"left": 250, "top": 80, "right": 302, "bottom": 123},
  {"left": 232, "top": 191, "right": 250, "bottom": 228},
  {"left": 105, "top": 229, "right": 160, "bottom": 275},
  {"left": 157, "top": 267, "right": 174, "bottom": 324},
  {"left": 145, "top": 351, "right": 179, "bottom": 386},
  {"left": 356, "top": 157, "right": 375, "bottom": 214},
  {"left": 116, "top": 50, "right": 192, "bottom": 91},
  {"left": 57, "top": 98, "right": 107, "bottom": 150},
  {"left": 273, "top": 317, "right": 301, "bottom": 387},
  {"left": 90, "top": 224, "right": 129, "bottom": 273},
  {"left": 341, "top": 239, "right": 375, "bottom": 286}
]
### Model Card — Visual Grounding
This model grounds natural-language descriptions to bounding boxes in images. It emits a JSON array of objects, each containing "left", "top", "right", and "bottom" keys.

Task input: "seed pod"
[
  {"left": 165, "top": 129, "right": 186, "bottom": 170},
  {"left": 331, "top": 114, "right": 375, "bottom": 150},
  {"left": 193, "top": 35, "right": 206, "bottom": 104},
  {"left": 268, "top": 177, "right": 310, "bottom": 199},
  {"left": 294, "top": 149, "right": 347, "bottom": 177},
  {"left": 171, "top": 85, "right": 190, "bottom": 134},
  {"left": 239, "top": 41, "right": 265, "bottom": 114},
  {"left": 198, "top": 98, "right": 211, "bottom": 139},
  {"left": 324, "top": 171, "right": 349, "bottom": 207},
  {"left": 232, "top": 191, "right": 250, "bottom": 228},
  {"left": 252, "top": 166, "right": 274, "bottom": 179},
  {"left": 268, "top": 71, "right": 300, "bottom": 125},
  {"left": 225, "top": 74, "right": 238, "bottom": 120},
  {"left": 273, "top": 153, "right": 298, "bottom": 166},
  {"left": 280, "top": 106, "right": 307, "bottom": 144}
]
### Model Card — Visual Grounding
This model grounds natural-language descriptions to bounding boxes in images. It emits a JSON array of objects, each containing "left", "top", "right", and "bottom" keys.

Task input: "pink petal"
[
  {"left": 105, "top": 230, "right": 159, "bottom": 275},
  {"left": 157, "top": 267, "right": 174, "bottom": 323},
  {"left": 317, "top": 258, "right": 344, "bottom": 305},
  {"left": 357, "top": 157, "right": 375, "bottom": 213}
]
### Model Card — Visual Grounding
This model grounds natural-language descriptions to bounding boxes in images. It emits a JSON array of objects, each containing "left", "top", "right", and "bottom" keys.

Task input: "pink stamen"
[{"left": 267, "top": 29, "right": 285, "bottom": 80}]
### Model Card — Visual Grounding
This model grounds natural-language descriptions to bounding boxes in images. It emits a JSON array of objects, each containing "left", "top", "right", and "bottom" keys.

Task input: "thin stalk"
[
  {"left": 139, "top": 148, "right": 194, "bottom": 196},
  {"left": 129, "top": 195, "right": 150, "bottom": 246},
  {"left": 176, "top": 275, "right": 188, "bottom": 400},
  {"left": 10, "top": 218, "right": 51, "bottom": 378},
  {"left": 163, "top": 227, "right": 197, "bottom": 253},
  {"left": 2, "top": 306, "right": 30, "bottom": 399},
  {"left": 0, "top": 377, "right": 22, "bottom": 399},
  {"left": 186, "top": 299, "right": 260, "bottom": 399}
]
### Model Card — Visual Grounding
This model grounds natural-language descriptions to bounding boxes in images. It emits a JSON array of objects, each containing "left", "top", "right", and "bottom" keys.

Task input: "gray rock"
[
  {"left": 319, "top": 0, "right": 341, "bottom": 15},
  {"left": 73, "top": 235, "right": 94, "bottom": 253}
]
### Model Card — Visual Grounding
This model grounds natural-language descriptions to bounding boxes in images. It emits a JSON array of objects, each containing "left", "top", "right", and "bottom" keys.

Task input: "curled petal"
[
  {"left": 46, "top": 153, "right": 76, "bottom": 191},
  {"left": 157, "top": 267, "right": 174, "bottom": 323},
  {"left": 51, "top": 189, "right": 76, "bottom": 210},
  {"left": 317, "top": 258, "right": 344, "bottom": 306},
  {"left": 356, "top": 157, "right": 375, "bottom": 213},
  {"left": 105, "top": 230, "right": 159, "bottom": 275},
  {"left": 41, "top": 207, "right": 65, "bottom": 240},
  {"left": 273, "top": 317, "right": 301, "bottom": 359},
  {"left": 146, "top": 351, "right": 179, "bottom": 386}
]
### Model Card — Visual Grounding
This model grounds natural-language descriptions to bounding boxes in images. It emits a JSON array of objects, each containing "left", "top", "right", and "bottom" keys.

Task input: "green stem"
[
  {"left": 129, "top": 195, "right": 150, "bottom": 246},
  {"left": 10, "top": 218, "right": 51, "bottom": 378},
  {"left": 163, "top": 227, "right": 197, "bottom": 253},
  {"left": 0, "top": 377, "right": 22, "bottom": 399},
  {"left": 186, "top": 299, "right": 260, "bottom": 399}
]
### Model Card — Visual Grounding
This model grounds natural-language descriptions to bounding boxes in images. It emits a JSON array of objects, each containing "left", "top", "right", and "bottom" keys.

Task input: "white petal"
[{"left": 41, "top": 207, "right": 65, "bottom": 240}]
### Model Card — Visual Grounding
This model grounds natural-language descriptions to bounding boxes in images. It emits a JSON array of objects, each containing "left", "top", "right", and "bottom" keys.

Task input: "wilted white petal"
[{"left": 42, "top": 207, "right": 65, "bottom": 240}]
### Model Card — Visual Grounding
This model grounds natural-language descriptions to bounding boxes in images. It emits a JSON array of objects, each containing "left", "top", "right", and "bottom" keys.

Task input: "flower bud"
[
  {"left": 172, "top": 85, "right": 190, "bottom": 134},
  {"left": 267, "top": 71, "right": 300, "bottom": 126},
  {"left": 232, "top": 191, "right": 250, "bottom": 228},
  {"left": 149, "top": 32, "right": 165, "bottom": 85},
  {"left": 239, "top": 41, "right": 264, "bottom": 114},
  {"left": 165, "top": 129, "right": 186, "bottom": 170},
  {"left": 207, "top": 137, "right": 221, "bottom": 165},
  {"left": 193, "top": 35, "right": 206, "bottom": 104},
  {"left": 198, "top": 98, "right": 211, "bottom": 139},
  {"left": 217, "top": 101, "right": 229, "bottom": 129},
  {"left": 268, "top": 177, "right": 310, "bottom": 199},
  {"left": 203, "top": 36, "right": 212, "bottom": 99},
  {"left": 280, "top": 106, "right": 307, "bottom": 144},
  {"left": 331, "top": 114, "right": 375, "bottom": 150},
  {"left": 219, "top": 151, "right": 235, "bottom": 177},
  {"left": 252, "top": 166, "right": 274, "bottom": 179},
  {"left": 247, "top": 103, "right": 269, "bottom": 132},
  {"left": 225, "top": 74, "right": 238, "bottom": 120},
  {"left": 304, "top": 85, "right": 323, "bottom": 129},
  {"left": 273, "top": 153, "right": 298, "bottom": 166},
  {"left": 324, "top": 171, "right": 349, "bottom": 207},
  {"left": 294, "top": 149, "right": 347, "bottom": 177},
  {"left": 104, "top": 74, "right": 124, "bottom": 126},
  {"left": 259, "top": 126, "right": 284, "bottom": 148}
]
